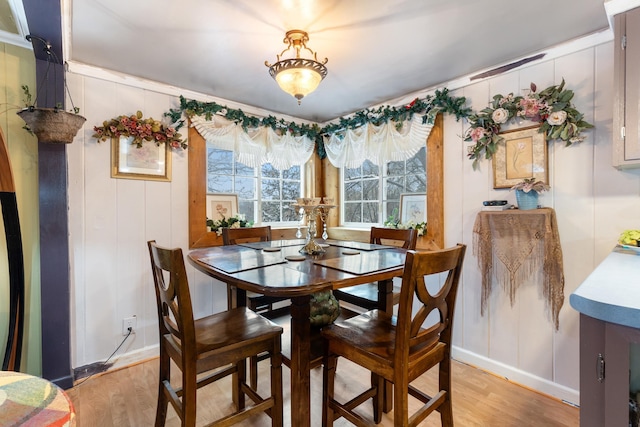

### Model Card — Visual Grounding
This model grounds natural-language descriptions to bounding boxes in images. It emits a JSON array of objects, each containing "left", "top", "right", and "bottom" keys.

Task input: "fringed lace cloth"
[{"left": 473, "top": 208, "right": 565, "bottom": 330}]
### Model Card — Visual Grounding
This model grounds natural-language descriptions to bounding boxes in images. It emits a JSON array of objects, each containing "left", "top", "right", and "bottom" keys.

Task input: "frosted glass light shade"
[{"left": 269, "top": 58, "right": 327, "bottom": 104}]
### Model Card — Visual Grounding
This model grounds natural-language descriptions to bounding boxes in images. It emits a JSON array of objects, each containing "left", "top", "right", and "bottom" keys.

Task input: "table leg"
[
  {"left": 289, "top": 295, "right": 311, "bottom": 427},
  {"left": 378, "top": 279, "right": 394, "bottom": 413},
  {"left": 230, "top": 286, "right": 247, "bottom": 406}
]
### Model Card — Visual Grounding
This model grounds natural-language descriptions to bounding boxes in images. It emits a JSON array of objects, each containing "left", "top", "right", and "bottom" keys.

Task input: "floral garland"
[
  {"left": 93, "top": 110, "right": 186, "bottom": 149},
  {"left": 464, "top": 79, "right": 593, "bottom": 167},
  {"left": 164, "top": 89, "right": 470, "bottom": 159}
]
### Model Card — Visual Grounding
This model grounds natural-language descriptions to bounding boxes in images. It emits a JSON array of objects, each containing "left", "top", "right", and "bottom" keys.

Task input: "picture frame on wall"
[
  {"left": 111, "top": 136, "right": 171, "bottom": 181},
  {"left": 206, "top": 193, "right": 239, "bottom": 221},
  {"left": 492, "top": 125, "right": 548, "bottom": 189},
  {"left": 399, "top": 193, "right": 427, "bottom": 223}
]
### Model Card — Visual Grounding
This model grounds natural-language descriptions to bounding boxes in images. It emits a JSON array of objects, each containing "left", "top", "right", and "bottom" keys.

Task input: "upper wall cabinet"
[{"left": 613, "top": 6, "right": 640, "bottom": 169}]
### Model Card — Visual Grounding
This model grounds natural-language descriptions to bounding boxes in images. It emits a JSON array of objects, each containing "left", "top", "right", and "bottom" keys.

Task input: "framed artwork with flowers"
[
  {"left": 206, "top": 193, "right": 238, "bottom": 223},
  {"left": 111, "top": 135, "right": 171, "bottom": 181},
  {"left": 492, "top": 125, "right": 548, "bottom": 189}
]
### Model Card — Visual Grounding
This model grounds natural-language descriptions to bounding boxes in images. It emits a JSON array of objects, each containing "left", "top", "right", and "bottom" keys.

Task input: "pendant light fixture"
[{"left": 265, "top": 30, "right": 328, "bottom": 105}]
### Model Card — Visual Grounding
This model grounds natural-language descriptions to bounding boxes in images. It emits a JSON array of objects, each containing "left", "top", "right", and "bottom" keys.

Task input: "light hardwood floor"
[{"left": 67, "top": 356, "right": 578, "bottom": 426}]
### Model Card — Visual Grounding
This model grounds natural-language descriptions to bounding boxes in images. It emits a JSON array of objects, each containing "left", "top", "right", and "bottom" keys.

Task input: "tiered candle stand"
[{"left": 293, "top": 203, "right": 336, "bottom": 254}]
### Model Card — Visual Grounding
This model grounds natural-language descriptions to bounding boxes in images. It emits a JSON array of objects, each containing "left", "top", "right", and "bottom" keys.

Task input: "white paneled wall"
[{"left": 66, "top": 37, "right": 640, "bottom": 405}]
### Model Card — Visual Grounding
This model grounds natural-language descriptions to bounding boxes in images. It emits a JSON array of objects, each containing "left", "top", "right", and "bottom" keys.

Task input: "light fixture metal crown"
[{"left": 265, "top": 30, "right": 328, "bottom": 105}]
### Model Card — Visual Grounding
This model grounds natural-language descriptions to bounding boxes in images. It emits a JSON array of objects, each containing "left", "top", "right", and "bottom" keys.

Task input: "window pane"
[
  {"left": 387, "top": 160, "right": 404, "bottom": 176},
  {"left": 282, "top": 180, "right": 299, "bottom": 200},
  {"left": 344, "top": 167, "right": 361, "bottom": 180},
  {"left": 363, "top": 202, "right": 379, "bottom": 223},
  {"left": 239, "top": 200, "right": 255, "bottom": 220},
  {"left": 362, "top": 160, "right": 379, "bottom": 177},
  {"left": 262, "top": 163, "right": 279, "bottom": 178},
  {"left": 208, "top": 176, "right": 232, "bottom": 193},
  {"left": 344, "top": 202, "right": 362, "bottom": 222},
  {"left": 235, "top": 176, "right": 255, "bottom": 199},
  {"left": 208, "top": 148, "right": 233, "bottom": 174},
  {"left": 363, "top": 179, "right": 379, "bottom": 201},
  {"left": 385, "top": 176, "right": 404, "bottom": 200},
  {"left": 386, "top": 201, "right": 400, "bottom": 221},
  {"left": 283, "top": 205, "right": 299, "bottom": 221},
  {"left": 261, "top": 178, "right": 280, "bottom": 200},
  {"left": 406, "top": 147, "right": 426, "bottom": 174},
  {"left": 235, "top": 161, "right": 254, "bottom": 177},
  {"left": 283, "top": 166, "right": 300, "bottom": 180},
  {"left": 262, "top": 201, "right": 281, "bottom": 222},
  {"left": 344, "top": 181, "right": 362, "bottom": 201},
  {"left": 406, "top": 175, "right": 426, "bottom": 193}
]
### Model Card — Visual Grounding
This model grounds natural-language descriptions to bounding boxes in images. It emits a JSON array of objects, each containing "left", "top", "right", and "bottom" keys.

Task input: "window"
[
  {"left": 207, "top": 147, "right": 302, "bottom": 225},
  {"left": 342, "top": 146, "right": 426, "bottom": 226}
]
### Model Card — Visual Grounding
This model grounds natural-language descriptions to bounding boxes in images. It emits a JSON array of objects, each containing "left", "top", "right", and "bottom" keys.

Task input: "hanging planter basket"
[{"left": 17, "top": 107, "right": 86, "bottom": 144}]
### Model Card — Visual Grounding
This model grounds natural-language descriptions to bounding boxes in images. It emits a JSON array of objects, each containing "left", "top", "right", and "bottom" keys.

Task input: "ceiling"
[{"left": 7, "top": 0, "right": 612, "bottom": 123}]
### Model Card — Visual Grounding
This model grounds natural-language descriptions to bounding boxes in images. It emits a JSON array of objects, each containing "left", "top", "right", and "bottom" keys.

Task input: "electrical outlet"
[{"left": 122, "top": 316, "right": 136, "bottom": 336}]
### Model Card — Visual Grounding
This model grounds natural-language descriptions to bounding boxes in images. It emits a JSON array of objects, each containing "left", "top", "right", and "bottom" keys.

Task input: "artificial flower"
[
  {"left": 207, "top": 213, "right": 254, "bottom": 236},
  {"left": 511, "top": 177, "right": 550, "bottom": 194},
  {"left": 491, "top": 107, "right": 509, "bottom": 124},
  {"left": 547, "top": 110, "right": 567, "bottom": 126}
]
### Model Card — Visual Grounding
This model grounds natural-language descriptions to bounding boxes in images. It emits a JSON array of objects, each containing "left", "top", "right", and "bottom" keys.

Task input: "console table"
[{"left": 472, "top": 208, "right": 565, "bottom": 329}]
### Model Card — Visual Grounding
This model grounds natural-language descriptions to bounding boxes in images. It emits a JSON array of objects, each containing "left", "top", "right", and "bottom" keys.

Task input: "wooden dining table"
[{"left": 188, "top": 238, "right": 407, "bottom": 427}]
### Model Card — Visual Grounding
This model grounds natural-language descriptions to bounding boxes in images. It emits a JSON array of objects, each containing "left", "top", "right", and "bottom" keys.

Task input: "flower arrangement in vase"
[{"left": 511, "top": 178, "right": 550, "bottom": 210}]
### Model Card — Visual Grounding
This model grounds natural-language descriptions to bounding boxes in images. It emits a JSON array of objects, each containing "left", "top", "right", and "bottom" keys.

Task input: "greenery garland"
[
  {"left": 164, "top": 88, "right": 470, "bottom": 159},
  {"left": 464, "top": 79, "right": 593, "bottom": 168}
]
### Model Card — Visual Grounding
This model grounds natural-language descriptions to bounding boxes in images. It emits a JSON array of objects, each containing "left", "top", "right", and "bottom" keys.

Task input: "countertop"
[{"left": 570, "top": 246, "right": 640, "bottom": 328}]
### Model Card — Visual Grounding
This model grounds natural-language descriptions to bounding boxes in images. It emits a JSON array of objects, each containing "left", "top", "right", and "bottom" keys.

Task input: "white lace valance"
[
  {"left": 190, "top": 115, "right": 315, "bottom": 170},
  {"left": 322, "top": 116, "right": 434, "bottom": 168}
]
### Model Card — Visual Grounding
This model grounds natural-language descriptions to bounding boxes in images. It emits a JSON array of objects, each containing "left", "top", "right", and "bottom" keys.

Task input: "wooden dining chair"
[
  {"left": 147, "top": 240, "right": 283, "bottom": 427},
  {"left": 222, "top": 225, "right": 283, "bottom": 311},
  {"left": 321, "top": 243, "right": 466, "bottom": 427},
  {"left": 221, "top": 225, "right": 289, "bottom": 389},
  {"left": 333, "top": 226, "right": 418, "bottom": 311}
]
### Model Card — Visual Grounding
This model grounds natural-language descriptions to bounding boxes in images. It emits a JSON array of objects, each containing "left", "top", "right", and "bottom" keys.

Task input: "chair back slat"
[
  {"left": 395, "top": 244, "right": 466, "bottom": 364},
  {"left": 369, "top": 226, "right": 417, "bottom": 249},
  {"left": 147, "top": 241, "right": 196, "bottom": 355},
  {"left": 222, "top": 226, "right": 272, "bottom": 245}
]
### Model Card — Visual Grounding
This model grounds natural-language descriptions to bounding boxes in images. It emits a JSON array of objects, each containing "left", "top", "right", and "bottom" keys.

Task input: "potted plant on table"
[{"left": 511, "top": 178, "right": 550, "bottom": 210}]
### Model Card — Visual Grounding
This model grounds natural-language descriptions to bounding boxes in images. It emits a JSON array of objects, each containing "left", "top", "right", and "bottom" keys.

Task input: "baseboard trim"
[{"left": 452, "top": 346, "right": 580, "bottom": 406}]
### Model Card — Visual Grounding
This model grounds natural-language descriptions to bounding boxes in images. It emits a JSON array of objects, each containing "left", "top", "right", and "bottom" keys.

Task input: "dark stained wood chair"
[
  {"left": 321, "top": 244, "right": 466, "bottom": 427},
  {"left": 333, "top": 227, "right": 418, "bottom": 311},
  {"left": 221, "top": 225, "right": 289, "bottom": 389},
  {"left": 147, "top": 240, "right": 283, "bottom": 427},
  {"left": 221, "top": 226, "right": 283, "bottom": 313}
]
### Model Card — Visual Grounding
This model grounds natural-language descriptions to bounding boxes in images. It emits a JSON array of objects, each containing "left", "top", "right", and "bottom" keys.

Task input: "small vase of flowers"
[{"left": 511, "top": 178, "right": 550, "bottom": 210}]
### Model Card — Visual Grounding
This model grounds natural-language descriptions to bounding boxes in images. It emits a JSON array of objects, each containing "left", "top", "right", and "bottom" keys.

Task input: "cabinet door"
[
  {"left": 604, "top": 323, "right": 640, "bottom": 426},
  {"left": 614, "top": 8, "right": 640, "bottom": 168},
  {"left": 580, "top": 314, "right": 605, "bottom": 426}
]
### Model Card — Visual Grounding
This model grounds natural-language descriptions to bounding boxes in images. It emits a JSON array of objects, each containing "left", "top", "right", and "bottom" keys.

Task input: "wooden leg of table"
[
  {"left": 289, "top": 295, "right": 311, "bottom": 427},
  {"left": 378, "top": 279, "right": 394, "bottom": 413},
  {"left": 230, "top": 287, "right": 247, "bottom": 407}
]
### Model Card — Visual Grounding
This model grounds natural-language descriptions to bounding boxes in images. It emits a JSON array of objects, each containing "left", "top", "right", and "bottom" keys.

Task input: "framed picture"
[
  {"left": 206, "top": 193, "right": 238, "bottom": 221},
  {"left": 399, "top": 193, "right": 427, "bottom": 223},
  {"left": 492, "top": 125, "right": 548, "bottom": 189},
  {"left": 111, "top": 136, "right": 171, "bottom": 181}
]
